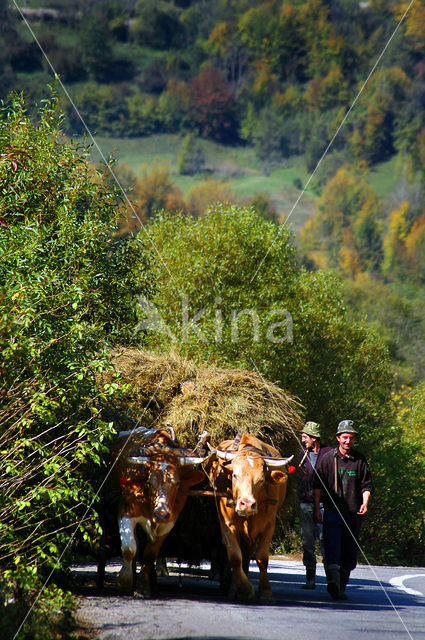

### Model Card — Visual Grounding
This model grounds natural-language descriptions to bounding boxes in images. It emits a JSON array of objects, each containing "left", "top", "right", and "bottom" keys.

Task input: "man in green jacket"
[{"left": 313, "top": 420, "right": 373, "bottom": 600}]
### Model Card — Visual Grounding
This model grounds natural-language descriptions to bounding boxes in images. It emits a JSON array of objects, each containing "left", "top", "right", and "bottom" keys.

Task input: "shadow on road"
[{"left": 71, "top": 560, "right": 425, "bottom": 613}]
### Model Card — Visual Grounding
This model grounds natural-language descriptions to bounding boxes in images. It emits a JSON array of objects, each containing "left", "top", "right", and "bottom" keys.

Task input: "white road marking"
[{"left": 389, "top": 574, "right": 425, "bottom": 596}]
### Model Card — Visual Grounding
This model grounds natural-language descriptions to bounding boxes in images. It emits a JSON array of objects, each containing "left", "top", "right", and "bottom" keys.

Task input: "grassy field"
[
  {"left": 366, "top": 155, "right": 400, "bottom": 200},
  {"left": 90, "top": 134, "right": 318, "bottom": 233},
  {"left": 88, "top": 133, "right": 402, "bottom": 234}
]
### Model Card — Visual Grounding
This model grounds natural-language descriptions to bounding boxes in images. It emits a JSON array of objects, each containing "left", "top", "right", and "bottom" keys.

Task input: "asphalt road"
[{"left": 75, "top": 559, "right": 425, "bottom": 640}]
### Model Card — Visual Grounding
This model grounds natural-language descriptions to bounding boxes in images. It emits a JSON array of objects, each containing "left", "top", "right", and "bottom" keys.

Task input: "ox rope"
[
  {"left": 334, "top": 449, "right": 338, "bottom": 494},
  {"left": 208, "top": 446, "right": 279, "bottom": 516},
  {"left": 232, "top": 428, "right": 244, "bottom": 451}
]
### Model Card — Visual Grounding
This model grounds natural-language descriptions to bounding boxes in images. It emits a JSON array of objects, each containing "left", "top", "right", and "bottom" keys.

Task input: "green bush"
[
  {"left": 143, "top": 205, "right": 391, "bottom": 437},
  {"left": 0, "top": 91, "right": 154, "bottom": 635},
  {"left": 177, "top": 132, "right": 205, "bottom": 175},
  {"left": 67, "top": 84, "right": 158, "bottom": 137},
  {"left": 131, "top": 0, "right": 187, "bottom": 50},
  {"left": 0, "top": 567, "right": 75, "bottom": 640}
]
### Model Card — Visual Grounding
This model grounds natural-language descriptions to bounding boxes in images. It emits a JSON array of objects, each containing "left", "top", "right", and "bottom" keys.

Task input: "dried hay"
[{"left": 103, "top": 347, "right": 304, "bottom": 456}]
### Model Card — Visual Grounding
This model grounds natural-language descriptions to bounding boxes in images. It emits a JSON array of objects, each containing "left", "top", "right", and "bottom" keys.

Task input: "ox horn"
[
  {"left": 178, "top": 455, "right": 206, "bottom": 466},
  {"left": 215, "top": 450, "right": 236, "bottom": 462},
  {"left": 127, "top": 456, "right": 150, "bottom": 464},
  {"left": 207, "top": 442, "right": 236, "bottom": 461},
  {"left": 197, "top": 430, "right": 209, "bottom": 445},
  {"left": 264, "top": 454, "right": 294, "bottom": 468},
  {"left": 167, "top": 422, "right": 177, "bottom": 444}
]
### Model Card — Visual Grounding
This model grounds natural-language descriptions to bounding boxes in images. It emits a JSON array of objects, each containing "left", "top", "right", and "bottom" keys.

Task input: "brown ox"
[
  {"left": 111, "top": 426, "right": 205, "bottom": 595},
  {"left": 207, "top": 433, "right": 293, "bottom": 602}
]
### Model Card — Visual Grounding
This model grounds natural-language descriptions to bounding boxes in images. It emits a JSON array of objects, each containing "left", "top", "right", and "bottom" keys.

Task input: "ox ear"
[
  {"left": 269, "top": 470, "right": 288, "bottom": 485},
  {"left": 180, "top": 467, "right": 205, "bottom": 488},
  {"left": 221, "top": 461, "right": 233, "bottom": 473}
]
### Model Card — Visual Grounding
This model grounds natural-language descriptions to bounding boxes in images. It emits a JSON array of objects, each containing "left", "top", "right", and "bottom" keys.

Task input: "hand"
[
  {"left": 314, "top": 508, "right": 323, "bottom": 523},
  {"left": 357, "top": 503, "right": 368, "bottom": 515}
]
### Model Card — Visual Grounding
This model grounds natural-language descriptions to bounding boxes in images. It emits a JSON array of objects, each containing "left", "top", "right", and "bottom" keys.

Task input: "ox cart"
[{"left": 94, "top": 424, "right": 294, "bottom": 603}]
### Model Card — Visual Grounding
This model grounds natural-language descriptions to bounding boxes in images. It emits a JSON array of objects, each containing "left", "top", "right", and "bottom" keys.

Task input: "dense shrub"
[
  {"left": 131, "top": 0, "right": 187, "bottom": 49},
  {"left": 67, "top": 82, "right": 129, "bottom": 135},
  {"left": 0, "top": 92, "right": 153, "bottom": 636},
  {"left": 138, "top": 56, "right": 169, "bottom": 94},
  {"left": 43, "top": 46, "right": 87, "bottom": 83},
  {"left": 156, "top": 78, "right": 190, "bottom": 132}
]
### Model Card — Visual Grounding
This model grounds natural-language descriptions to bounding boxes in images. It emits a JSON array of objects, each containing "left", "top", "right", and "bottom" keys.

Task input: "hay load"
[
  {"left": 104, "top": 347, "right": 304, "bottom": 455},
  {"left": 99, "top": 348, "right": 304, "bottom": 570}
]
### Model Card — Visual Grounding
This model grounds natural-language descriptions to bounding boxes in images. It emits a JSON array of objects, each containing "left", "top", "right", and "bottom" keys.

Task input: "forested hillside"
[{"left": 2, "top": 0, "right": 425, "bottom": 169}]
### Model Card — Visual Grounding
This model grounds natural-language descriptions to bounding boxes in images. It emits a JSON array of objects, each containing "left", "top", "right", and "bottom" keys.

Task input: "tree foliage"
[
  {"left": 143, "top": 205, "right": 391, "bottom": 434},
  {"left": 189, "top": 67, "right": 237, "bottom": 141},
  {"left": 4, "top": 0, "right": 425, "bottom": 182},
  {"left": 300, "top": 167, "right": 384, "bottom": 276},
  {"left": 0, "top": 93, "right": 153, "bottom": 636}
]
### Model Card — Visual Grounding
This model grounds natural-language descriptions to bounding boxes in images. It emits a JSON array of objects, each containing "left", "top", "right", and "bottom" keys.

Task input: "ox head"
[
  {"left": 124, "top": 451, "right": 205, "bottom": 524},
  {"left": 210, "top": 445, "right": 293, "bottom": 517}
]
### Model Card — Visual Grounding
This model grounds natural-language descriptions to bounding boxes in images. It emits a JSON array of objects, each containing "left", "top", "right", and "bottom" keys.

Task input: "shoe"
[
  {"left": 339, "top": 568, "right": 350, "bottom": 600},
  {"left": 326, "top": 565, "right": 341, "bottom": 600},
  {"left": 301, "top": 568, "right": 316, "bottom": 589}
]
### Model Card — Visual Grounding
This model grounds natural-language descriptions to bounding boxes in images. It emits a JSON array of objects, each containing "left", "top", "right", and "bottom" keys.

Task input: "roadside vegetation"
[{"left": 0, "top": 94, "right": 153, "bottom": 639}]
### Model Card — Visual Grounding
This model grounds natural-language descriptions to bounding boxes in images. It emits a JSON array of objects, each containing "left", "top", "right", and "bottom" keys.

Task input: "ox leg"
[
  {"left": 220, "top": 526, "right": 254, "bottom": 600},
  {"left": 255, "top": 524, "right": 275, "bottom": 604},
  {"left": 139, "top": 535, "right": 167, "bottom": 598},
  {"left": 97, "top": 553, "right": 106, "bottom": 592},
  {"left": 117, "top": 516, "right": 137, "bottom": 593}
]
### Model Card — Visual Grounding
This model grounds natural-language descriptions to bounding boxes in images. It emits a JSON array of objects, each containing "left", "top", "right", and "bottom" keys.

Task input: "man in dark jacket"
[
  {"left": 298, "top": 421, "right": 333, "bottom": 589},
  {"left": 313, "top": 420, "right": 373, "bottom": 600}
]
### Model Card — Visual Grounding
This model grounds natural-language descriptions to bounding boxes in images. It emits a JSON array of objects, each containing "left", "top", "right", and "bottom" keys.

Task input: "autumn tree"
[
  {"left": 382, "top": 201, "right": 409, "bottom": 278},
  {"left": 131, "top": 160, "right": 185, "bottom": 224},
  {"left": 300, "top": 167, "right": 384, "bottom": 275},
  {"left": 207, "top": 19, "right": 249, "bottom": 97},
  {"left": 186, "top": 179, "right": 233, "bottom": 216},
  {"left": 189, "top": 67, "right": 237, "bottom": 141},
  {"left": 304, "top": 65, "right": 349, "bottom": 111},
  {"left": 394, "top": 0, "right": 425, "bottom": 52},
  {"left": 347, "top": 68, "right": 410, "bottom": 165}
]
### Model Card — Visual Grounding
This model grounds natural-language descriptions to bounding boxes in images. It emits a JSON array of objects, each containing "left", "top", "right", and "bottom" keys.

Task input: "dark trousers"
[
  {"left": 323, "top": 510, "right": 362, "bottom": 572},
  {"left": 299, "top": 502, "right": 325, "bottom": 569}
]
